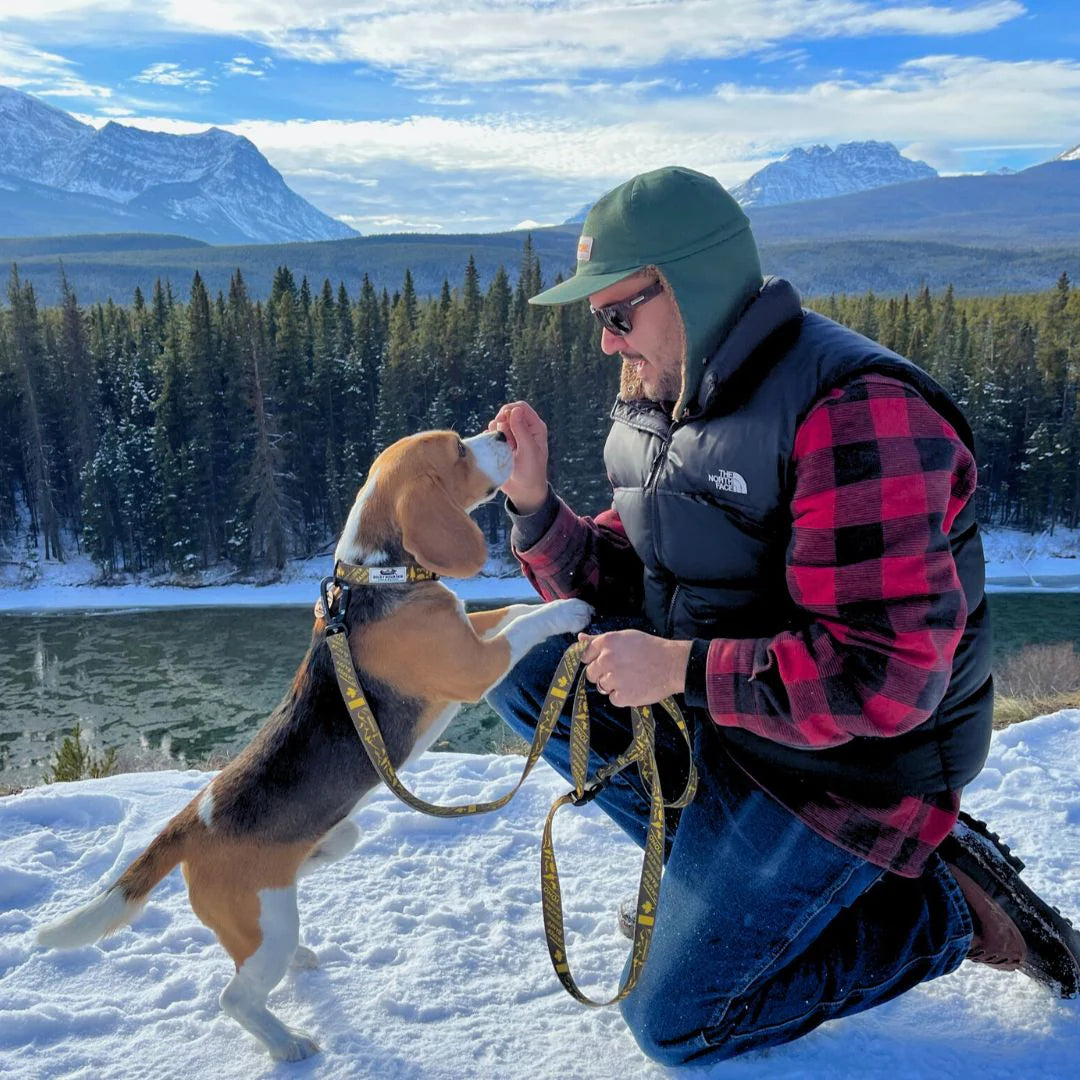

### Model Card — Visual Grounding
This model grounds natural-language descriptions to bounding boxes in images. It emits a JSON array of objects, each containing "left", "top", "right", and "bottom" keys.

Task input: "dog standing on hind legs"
[{"left": 36, "top": 428, "right": 593, "bottom": 1061}]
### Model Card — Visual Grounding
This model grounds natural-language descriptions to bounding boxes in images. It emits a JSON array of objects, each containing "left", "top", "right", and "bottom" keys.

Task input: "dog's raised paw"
[{"left": 546, "top": 598, "right": 594, "bottom": 635}]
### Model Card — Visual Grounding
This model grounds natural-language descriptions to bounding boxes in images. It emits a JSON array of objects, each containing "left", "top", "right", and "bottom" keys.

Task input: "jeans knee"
[
  {"left": 619, "top": 982, "right": 707, "bottom": 1067},
  {"left": 483, "top": 673, "right": 513, "bottom": 716}
]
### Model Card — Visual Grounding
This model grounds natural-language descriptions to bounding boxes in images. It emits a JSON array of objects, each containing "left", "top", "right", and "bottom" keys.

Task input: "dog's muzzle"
[{"left": 465, "top": 430, "right": 514, "bottom": 489}]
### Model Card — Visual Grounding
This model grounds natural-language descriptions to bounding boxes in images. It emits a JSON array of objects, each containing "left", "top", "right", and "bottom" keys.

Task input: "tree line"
[
  {"left": 0, "top": 241, "right": 617, "bottom": 576},
  {"left": 816, "top": 276, "right": 1080, "bottom": 532},
  {"left": 1, "top": 244, "right": 1077, "bottom": 578}
]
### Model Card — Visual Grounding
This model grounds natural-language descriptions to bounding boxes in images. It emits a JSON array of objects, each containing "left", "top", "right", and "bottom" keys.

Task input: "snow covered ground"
[
  {"left": 1, "top": 710, "right": 1079, "bottom": 1079},
  {"left": 0, "top": 552, "right": 535, "bottom": 611},
  {"left": 0, "top": 527, "right": 1078, "bottom": 612}
]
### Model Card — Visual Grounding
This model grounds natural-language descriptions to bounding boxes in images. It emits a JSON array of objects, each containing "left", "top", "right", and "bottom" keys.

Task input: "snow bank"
[
  {"left": 1, "top": 527, "right": 1078, "bottom": 612},
  {"left": 2, "top": 712, "right": 1079, "bottom": 1078}
]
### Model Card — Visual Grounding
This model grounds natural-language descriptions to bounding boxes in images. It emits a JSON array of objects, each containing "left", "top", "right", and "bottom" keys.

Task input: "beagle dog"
[{"left": 37, "top": 429, "right": 592, "bottom": 1061}]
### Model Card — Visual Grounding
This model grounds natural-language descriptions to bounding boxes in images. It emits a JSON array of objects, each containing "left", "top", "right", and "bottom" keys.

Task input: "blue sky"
[{"left": 1, "top": 1, "right": 1078, "bottom": 234}]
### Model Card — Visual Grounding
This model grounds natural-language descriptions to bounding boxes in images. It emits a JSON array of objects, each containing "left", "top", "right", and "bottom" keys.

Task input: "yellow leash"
[{"left": 321, "top": 576, "right": 697, "bottom": 1005}]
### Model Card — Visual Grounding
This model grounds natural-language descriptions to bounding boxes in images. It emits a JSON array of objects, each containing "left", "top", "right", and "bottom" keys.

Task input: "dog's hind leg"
[
  {"left": 299, "top": 817, "right": 359, "bottom": 877},
  {"left": 210, "top": 883, "right": 319, "bottom": 1061},
  {"left": 289, "top": 817, "right": 361, "bottom": 971}
]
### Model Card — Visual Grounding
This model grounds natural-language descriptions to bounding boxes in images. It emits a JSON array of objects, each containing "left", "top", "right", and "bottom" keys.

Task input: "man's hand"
[
  {"left": 488, "top": 401, "right": 549, "bottom": 514},
  {"left": 578, "top": 629, "right": 692, "bottom": 707}
]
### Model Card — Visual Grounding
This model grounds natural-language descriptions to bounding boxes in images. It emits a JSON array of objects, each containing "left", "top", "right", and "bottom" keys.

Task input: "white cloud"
[
  {"left": 2, "top": 2, "right": 1028, "bottom": 82},
  {"left": 6, "top": 4, "right": 1069, "bottom": 233},
  {"left": 339, "top": 213, "right": 445, "bottom": 232},
  {"left": 222, "top": 54, "right": 269, "bottom": 77},
  {"left": 901, "top": 140, "right": 968, "bottom": 172},
  {"left": 0, "top": 31, "right": 112, "bottom": 98},
  {"left": 418, "top": 94, "right": 474, "bottom": 106},
  {"left": 83, "top": 51, "right": 1077, "bottom": 231},
  {"left": 132, "top": 62, "right": 213, "bottom": 92},
  {"left": 251, "top": 2, "right": 1030, "bottom": 82},
  {"left": 256, "top": 54, "right": 1080, "bottom": 178}
]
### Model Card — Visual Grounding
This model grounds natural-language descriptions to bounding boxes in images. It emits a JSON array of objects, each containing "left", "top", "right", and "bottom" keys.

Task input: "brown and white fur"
[{"left": 37, "top": 429, "right": 591, "bottom": 1061}]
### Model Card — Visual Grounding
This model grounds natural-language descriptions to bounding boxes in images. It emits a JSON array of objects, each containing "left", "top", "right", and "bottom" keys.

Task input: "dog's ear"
[{"left": 396, "top": 476, "right": 487, "bottom": 578}]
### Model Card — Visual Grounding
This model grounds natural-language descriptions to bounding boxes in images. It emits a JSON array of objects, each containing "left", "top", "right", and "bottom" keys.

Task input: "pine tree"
[
  {"left": 854, "top": 290, "right": 879, "bottom": 343},
  {"left": 312, "top": 278, "right": 348, "bottom": 531},
  {"left": 153, "top": 306, "right": 203, "bottom": 572},
  {"left": 80, "top": 417, "right": 124, "bottom": 576},
  {"left": 347, "top": 273, "right": 384, "bottom": 475},
  {"left": 185, "top": 271, "right": 228, "bottom": 563},
  {"left": 376, "top": 272, "right": 425, "bottom": 448},
  {"left": 55, "top": 270, "right": 98, "bottom": 509},
  {"left": 246, "top": 300, "right": 291, "bottom": 570},
  {"left": 7, "top": 267, "right": 63, "bottom": 560},
  {"left": 470, "top": 265, "right": 513, "bottom": 432},
  {"left": 0, "top": 318, "right": 25, "bottom": 545}
]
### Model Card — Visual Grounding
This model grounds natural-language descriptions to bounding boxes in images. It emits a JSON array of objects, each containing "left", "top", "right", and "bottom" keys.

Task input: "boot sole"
[{"left": 947, "top": 811, "right": 1080, "bottom": 997}]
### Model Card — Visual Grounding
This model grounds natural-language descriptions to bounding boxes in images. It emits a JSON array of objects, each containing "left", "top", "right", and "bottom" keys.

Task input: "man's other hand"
[{"left": 578, "top": 629, "right": 692, "bottom": 707}]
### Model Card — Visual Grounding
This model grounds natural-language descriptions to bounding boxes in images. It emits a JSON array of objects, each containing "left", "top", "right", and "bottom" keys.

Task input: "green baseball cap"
[{"left": 530, "top": 165, "right": 756, "bottom": 306}]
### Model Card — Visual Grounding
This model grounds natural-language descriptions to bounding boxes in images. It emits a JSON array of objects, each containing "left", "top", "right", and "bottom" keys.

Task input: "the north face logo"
[{"left": 708, "top": 470, "right": 747, "bottom": 495}]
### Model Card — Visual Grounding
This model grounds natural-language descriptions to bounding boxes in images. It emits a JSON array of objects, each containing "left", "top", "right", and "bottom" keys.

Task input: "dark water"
[
  {"left": 2, "top": 593, "right": 1079, "bottom": 789},
  {"left": 0, "top": 604, "right": 517, "bottom": 788}
]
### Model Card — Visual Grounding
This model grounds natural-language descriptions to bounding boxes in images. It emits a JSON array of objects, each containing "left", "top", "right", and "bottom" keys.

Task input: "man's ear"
[{"left": 396, "top": 476, "right": 487, "bottom": 578}]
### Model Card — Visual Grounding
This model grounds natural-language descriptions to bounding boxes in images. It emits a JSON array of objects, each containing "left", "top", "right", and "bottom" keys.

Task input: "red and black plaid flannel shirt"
[{"left": 513, "top": 375, "right": 978, "bottom": 877}]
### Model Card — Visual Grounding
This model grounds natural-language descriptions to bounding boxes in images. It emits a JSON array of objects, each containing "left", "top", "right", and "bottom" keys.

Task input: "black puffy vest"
[{"left": 604, "top": 278, "right": 992, "bottom": 798}]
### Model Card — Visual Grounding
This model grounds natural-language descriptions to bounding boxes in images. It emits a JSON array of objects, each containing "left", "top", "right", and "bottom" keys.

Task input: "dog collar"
[{"left": 334, "top": 560, "right": 439, "bottom": 586}]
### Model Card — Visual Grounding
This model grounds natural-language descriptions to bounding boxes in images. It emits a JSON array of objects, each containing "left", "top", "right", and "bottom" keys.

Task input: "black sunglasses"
[{"left": 589, "top": 280, "right": 664, "bottom": 336}]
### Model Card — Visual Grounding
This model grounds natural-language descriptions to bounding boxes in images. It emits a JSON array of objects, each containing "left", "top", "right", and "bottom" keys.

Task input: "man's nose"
[{"left": 600, "top": 326, "right": 624, "bottom": 355}]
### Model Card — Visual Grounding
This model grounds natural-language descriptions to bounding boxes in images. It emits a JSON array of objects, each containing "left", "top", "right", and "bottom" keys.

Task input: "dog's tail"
[{"left": 37, "top": 801, "right": 199, "bottom": 949}]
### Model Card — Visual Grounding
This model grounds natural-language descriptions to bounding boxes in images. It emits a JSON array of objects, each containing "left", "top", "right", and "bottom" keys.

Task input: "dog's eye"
[{"left": 457, "top": 440, "right": 467, "bottom": 459}]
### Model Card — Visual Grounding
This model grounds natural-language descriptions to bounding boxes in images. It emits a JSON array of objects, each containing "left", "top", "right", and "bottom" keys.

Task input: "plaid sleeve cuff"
[
  {"left": 511, "top": 496, "right": 600, "bottom": 601},
  {"left": 506, "top": 485, "right": 560, "bottom": 551}
]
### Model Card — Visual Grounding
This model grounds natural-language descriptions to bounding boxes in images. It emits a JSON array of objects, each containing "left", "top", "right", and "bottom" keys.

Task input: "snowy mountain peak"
[
  {"left": 1058, "top": 144, "right": 1080, "bottom": 162},
  {"left": 0, "top": 85, "right": 357, "bottom": 244},
  {"left": 730, "top": 140, "right": 938, "bottom": 208}
]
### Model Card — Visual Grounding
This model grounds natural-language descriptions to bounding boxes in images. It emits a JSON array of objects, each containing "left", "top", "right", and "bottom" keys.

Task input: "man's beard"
[{"left": 620, "top": 352, "right": 682, "bottom": 404}]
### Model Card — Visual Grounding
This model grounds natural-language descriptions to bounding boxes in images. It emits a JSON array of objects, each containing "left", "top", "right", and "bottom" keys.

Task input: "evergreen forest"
[{"left": 1, "top": 241, "right": 1077, "bottom": 579}]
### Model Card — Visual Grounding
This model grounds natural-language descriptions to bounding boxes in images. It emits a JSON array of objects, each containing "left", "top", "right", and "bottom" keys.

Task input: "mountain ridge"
[
  {"left": 730, "top": 140, "right": 937, "bottom": 207},
  {"left": 0, "top": 85, "right": 356, "bottom": 245}
]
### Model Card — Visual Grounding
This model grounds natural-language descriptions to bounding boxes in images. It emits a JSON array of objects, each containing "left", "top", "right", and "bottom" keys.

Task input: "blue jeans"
[{"left": 486, "top": 618, "right": 973, "bottom": 1066}]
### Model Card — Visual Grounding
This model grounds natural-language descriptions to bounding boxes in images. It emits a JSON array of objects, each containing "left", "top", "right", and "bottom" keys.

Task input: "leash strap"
[
  {"left": 324, "top": 631, "right": 584, "bottom": 818},
  {"left": 538, "top": 671, "right": 697, "bottom": 1005},
  {"left": 322, "top": 597, "right": 697, "bottom": 1005}
]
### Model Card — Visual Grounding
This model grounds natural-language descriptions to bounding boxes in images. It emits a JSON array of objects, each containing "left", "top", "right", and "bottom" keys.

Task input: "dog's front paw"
[{"left": 543, "top": 598, "right": 594, "bottom": 636}]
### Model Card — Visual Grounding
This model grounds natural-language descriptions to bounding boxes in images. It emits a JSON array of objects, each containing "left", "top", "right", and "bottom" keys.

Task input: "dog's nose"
[{"left": 494, "top": 430, "right": 507, "bottom": 442}]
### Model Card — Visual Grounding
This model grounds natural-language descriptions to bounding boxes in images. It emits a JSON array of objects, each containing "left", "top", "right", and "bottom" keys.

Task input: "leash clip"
[
  {"left": 569, "top": 777, "right": 609, "bottom": 807},
  {"left": 320, "top": 576, "right": 350, "bottom": 634}
]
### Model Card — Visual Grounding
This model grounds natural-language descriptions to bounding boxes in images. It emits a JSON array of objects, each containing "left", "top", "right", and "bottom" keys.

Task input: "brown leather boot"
[
  {"left": 948, "top": 864, "right": 1026, "bottom": 970},
  {"left": 940, "top": 811, "right": 1080, "bottom": 996}
]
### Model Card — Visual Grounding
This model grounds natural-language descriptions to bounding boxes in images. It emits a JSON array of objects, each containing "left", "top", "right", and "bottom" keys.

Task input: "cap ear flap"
[{"left": 396, "top": 476, "right": 487, "bottom": 578}]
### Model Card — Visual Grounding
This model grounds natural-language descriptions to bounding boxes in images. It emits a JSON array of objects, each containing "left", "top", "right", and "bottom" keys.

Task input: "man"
[{"left": 486, "top": 166, "right": 1080, "bottom": 1065}]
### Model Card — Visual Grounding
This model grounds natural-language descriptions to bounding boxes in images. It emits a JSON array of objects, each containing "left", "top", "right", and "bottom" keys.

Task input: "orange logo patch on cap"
[{"left": 577, "top": 235, "right": 594, "bottom": 262}]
